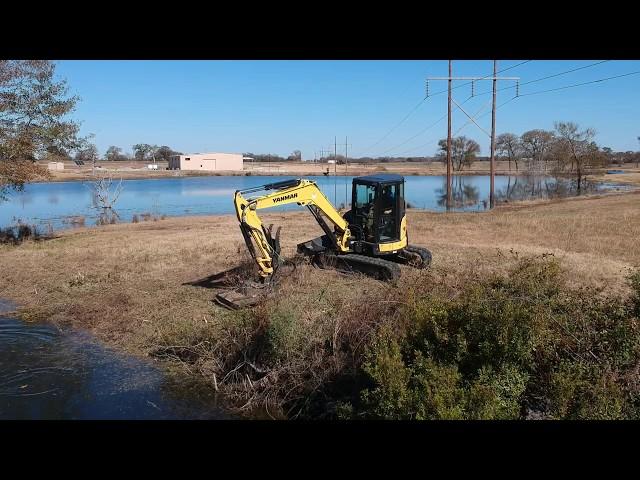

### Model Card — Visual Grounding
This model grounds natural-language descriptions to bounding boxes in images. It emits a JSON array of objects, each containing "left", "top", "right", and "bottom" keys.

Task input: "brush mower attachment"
[{"left": 214, "top": 224, "right": 282, "bottom": 310}]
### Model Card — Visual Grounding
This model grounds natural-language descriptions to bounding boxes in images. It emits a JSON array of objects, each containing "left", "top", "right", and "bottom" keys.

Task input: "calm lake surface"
[
  {"left": 0, "top": 174, "right": 627, "bottom": 231},
  {"left": 0, "top": 300, "right": 229, "bottom": 420}
]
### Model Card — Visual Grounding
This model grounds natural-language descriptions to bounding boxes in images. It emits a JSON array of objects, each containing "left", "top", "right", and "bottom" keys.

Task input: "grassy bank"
[{"left": 1, "top": 191, "right": 639, "bottom": 417}]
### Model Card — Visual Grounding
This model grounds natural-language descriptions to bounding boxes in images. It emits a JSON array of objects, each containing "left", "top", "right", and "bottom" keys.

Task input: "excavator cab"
[{"left": 347, "top": 174, "right": 406, "bottom": 252}]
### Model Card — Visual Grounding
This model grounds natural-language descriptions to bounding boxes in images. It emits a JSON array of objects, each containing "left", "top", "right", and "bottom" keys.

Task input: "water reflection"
[
  {"left": 494, "top": 174, "right": 601, "bottom": 203},
  {"left": 436, "top": 176, "right": 481, "bottom": 210},
  {"left": 0, "top": 315, "right": 228, "bottom": 420},
  {"left": 0, "top": 175, "right": 625, "bottom": 231}
]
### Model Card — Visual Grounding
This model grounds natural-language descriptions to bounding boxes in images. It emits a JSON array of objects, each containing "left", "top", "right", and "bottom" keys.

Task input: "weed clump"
[{"left": 0, "top": 223, "right": 48, "bottom": 245}]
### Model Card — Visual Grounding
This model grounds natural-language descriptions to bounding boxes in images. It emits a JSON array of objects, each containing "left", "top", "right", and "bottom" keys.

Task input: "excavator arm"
[{"left": 234, "top": 178, "right": 352, "bottom": 278}]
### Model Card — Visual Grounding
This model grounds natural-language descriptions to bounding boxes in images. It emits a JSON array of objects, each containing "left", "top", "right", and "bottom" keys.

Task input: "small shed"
[{"left": 168, "top": 152, "right": 243, "bottom": 171}]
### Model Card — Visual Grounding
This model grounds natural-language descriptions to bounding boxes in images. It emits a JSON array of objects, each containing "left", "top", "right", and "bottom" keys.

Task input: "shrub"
[
  {"left": 265, "top": 307, "right": 305, "bottom": 363},
  {"left": 0, "top": 223, "right": 47, "bottom": 244},
  {"left": 356, "top": 258, "right": 640, "bottom": 420},
  {"left": 631, "top": 271, "right": 640, "bottom": 317}
]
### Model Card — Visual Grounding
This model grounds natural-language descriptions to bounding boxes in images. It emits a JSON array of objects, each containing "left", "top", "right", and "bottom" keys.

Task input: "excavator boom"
[{"left": 234, "top": 178, "right": 352, "bottom": 278}]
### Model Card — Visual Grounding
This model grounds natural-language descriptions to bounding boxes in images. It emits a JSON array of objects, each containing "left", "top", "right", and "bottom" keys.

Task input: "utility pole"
[
  {"left": 334, "top": 136, "right": 338, "bottom": 206},
  {"left": 447, "top": 60, "right": 453, "bottom": 210},
  {"left": 490, "top": 60, "right": 498, "bottom": 209},
  {"left": 427, "top": 63, "right": 519, "bottom": 210},
  {"left": 335, "top": 137, "right": 352, "bottom": 208},
  {"left": 345, "top": 136, "right": 349, "bottom": 208}
]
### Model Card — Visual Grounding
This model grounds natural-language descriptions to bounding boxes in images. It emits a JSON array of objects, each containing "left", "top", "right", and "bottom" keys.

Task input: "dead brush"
[
  {"left": 200, "top": 268, "right": 407, "bottom": 418},
  {"left": 0, "top": 223, "right": 50, "bottom": 245}
]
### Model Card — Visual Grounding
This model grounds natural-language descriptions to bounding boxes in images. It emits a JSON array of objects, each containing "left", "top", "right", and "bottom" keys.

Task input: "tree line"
[{"left": 91, "top": 144, "right": 183, "bottom": 163}]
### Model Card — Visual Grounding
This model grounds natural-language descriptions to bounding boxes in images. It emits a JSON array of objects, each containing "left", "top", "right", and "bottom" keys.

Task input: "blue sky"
[{"left": 55, "top": 60, "right": 640, "bottom": 159}]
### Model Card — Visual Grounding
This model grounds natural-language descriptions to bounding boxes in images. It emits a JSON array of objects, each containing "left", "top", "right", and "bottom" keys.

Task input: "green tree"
[
  {"left": 155, "top": 145, "right": 181, "bottom": 162},
  {"left": 104, "top": 145, "right": 128, "bottom": 162},
  {"left": 132, "top": 143, "right": 159, "bottom": 162},
  {"left": 0, "top": 60, "right": 82, "bottom": 200},
  {"left": 75, "top": 142, "right": 98, "bottom": 164}
]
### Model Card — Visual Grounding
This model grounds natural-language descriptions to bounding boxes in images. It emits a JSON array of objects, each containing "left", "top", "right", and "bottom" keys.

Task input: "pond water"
[
  {"left": 0, "top": 174, "right": 627, "bottom": 231},
  {"left": 0, "top": 300, "right": 229, "bottom": 420}
]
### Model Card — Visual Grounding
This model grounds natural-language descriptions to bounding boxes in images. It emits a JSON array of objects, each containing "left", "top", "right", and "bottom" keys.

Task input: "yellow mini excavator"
[{"left": 215, "top": 174, "right": 432, "bottom": 309}]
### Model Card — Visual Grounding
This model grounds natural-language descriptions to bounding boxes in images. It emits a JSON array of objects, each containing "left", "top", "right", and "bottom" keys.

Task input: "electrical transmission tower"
[{"left": 427, "top": 61, "right": 519, "bottom": 209}]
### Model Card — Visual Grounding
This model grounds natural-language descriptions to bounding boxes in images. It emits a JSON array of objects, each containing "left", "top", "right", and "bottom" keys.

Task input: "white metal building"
[{"left": 168, "top": 152, "right": 243, "bottom": 171}]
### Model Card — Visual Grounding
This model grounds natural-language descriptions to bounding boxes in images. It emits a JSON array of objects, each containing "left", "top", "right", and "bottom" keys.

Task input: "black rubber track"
[
  {"left": 405, "top": 245, "right": 432, "bottom": 269},
  {"left": 323, "top": 253, "right": 401, "bottom": 281}
]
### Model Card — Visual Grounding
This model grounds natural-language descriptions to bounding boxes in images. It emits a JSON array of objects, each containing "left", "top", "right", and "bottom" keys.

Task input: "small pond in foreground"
[{"left": 0, "top": 300, "right": 229, "bottom": 420}]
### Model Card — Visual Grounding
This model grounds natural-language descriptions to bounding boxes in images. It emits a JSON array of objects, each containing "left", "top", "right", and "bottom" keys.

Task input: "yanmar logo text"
[{"left": 273, "top": 193, "right": 298, "bottom": 203}]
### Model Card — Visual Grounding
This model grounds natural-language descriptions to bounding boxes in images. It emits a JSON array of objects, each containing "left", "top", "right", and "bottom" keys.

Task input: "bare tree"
[
  {"left": 88, "top": 175, "right": 124, "bottom": 224},
  {"left": 287, "top": 150, "right": 302, "bottom": 162},
  {"left": 521, "top": 129, "right": 555, "bottom": 173},
  {"left": 496, "top": 133, "right": 523, "bottom": 171},
  {"left": 553, "top": 121, "right": 603, "bottom": 192},
  {"left": 437, "top": 136, "right": 480, "bottom": 171}
]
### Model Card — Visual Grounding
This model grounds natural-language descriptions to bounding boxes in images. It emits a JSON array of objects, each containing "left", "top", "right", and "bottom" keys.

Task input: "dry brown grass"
[{"left": 0, "top": 191, "right": 638, "bottom": 407}]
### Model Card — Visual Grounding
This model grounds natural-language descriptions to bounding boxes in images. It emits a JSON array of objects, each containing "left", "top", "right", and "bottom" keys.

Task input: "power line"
[
  {"left": 427, "top": 60, "right": 532, "bottom": 97},
  {"left": 518, "top": 70, "right": 640, "bottom": 97},
  {"left": 388, "top": 63, "right": 633, "bottom": 157},
  {"left": 381, "top": 95, "right": 476, "bottom": 156},
  {"left": 356, "top": 97, "right": 428, "bottom": 156},
  {"left": 391, "top": 63, "right": 521, "bottom": 158},
  {"left": 378, "top": 112, "right": 447, "bottom": 155},
  {"left": 355, "top": 60, "right": 531, "bottom": 157},
  {"left": 397, "top": 96, "right": 511, "bottom": 156},
  {"left": 473, "top": 60, "right": 611, "bottom": 96}
]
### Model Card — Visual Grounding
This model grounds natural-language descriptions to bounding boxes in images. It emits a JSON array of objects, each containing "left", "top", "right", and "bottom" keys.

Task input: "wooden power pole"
[
  {"left": 334, "top": 136, "right": 338, "bottom": 205},
  {"left": 427, "top": 62, "right": 519, "bottom": 210},
  {"left": 490, "top": 60, "right": 497, "bottom": 209},
  {"left": 447, "top": 60, "right": 453, "bottom": 210},
  {"left": 345, "top": 136, "right": 348, "bottom": 208}
]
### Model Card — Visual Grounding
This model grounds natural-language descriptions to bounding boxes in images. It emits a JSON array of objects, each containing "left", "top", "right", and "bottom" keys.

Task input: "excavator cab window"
[
  {"left": 350, "top": 175, "right": 405, "bottom": 245},
  {"left": 378, "top": 184, "right": 398, "bottom": 242},
  {"left": 353, "top": 183, "right": 377, "bottom": 241}
]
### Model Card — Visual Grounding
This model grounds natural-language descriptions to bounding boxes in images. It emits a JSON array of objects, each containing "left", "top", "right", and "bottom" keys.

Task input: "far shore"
[
  {"left": 30, "top": 160, "right": 640, "bottom": 194},
  {"left": 36, "top": 160, "right": 640, "bottom": 185}
]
